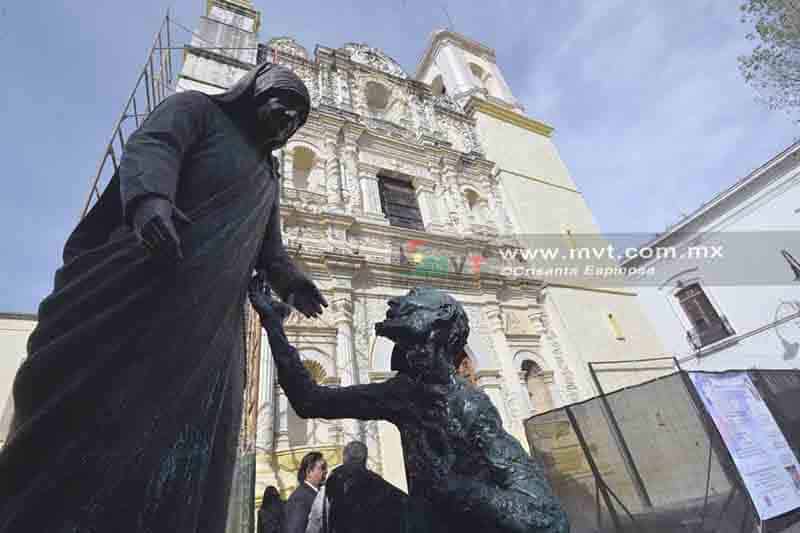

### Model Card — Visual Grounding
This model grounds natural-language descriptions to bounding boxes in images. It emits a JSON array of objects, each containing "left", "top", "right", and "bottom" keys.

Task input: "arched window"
[
  {"left": 469, "top": 63, "right": 485, "bottom": 82},
  {"left": 465, "top": 189, "right": 479, "bottom": 210},
  {"left": 292, "top": 146, "right": 315, "bottom": 190},
  {"left": 521, "top": 359, "right": 553, "bottom": 414},
  {"left": 463, "top": 189, "right": 487, "bottom": 225},
  {"left": 431, "top": 74, "right": 447, "bottom": 96}
]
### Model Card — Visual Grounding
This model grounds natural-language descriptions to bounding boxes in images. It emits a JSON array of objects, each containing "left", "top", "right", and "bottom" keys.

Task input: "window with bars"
[
  {"left": 675, "top": 283, "right": 734, "bottom": 349},
  {"left": 377, "top": 175, "right": 425, "bottom": 230}
]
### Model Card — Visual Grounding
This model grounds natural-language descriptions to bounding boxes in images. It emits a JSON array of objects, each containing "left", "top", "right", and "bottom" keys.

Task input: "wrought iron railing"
[{"left": 687, "top": 315, "right": 736, "bottom": 351}]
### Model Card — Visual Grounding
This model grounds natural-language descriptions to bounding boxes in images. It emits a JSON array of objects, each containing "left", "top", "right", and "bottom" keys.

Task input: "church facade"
[{"left": 177, "top": 0, "right": 666, "bottom": 502}]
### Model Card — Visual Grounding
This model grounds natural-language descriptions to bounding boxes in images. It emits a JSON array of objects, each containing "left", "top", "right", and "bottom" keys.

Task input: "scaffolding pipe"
[{"left": 81, "top": 13, "right": 173, "bottom": 219}]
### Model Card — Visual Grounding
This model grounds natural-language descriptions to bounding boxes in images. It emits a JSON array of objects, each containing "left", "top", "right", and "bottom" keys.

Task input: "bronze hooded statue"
[
  {"left": 249, "top": 277, "right": 569, "bottom": 533},
  {"left": 0, "top": 62, "right": 326, "bottom": 532}
]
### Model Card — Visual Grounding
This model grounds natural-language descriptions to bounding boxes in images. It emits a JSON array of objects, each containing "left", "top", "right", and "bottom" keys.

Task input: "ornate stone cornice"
[
  {"left": 465, "top": 98, "right": 554, "bottom": 138},
  {"left": 266, "top": 36, "right": 309, "bottom": 61}
]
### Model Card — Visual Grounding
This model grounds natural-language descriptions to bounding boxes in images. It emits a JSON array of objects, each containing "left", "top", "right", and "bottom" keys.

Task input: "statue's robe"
[{"left": 0, "top": 84, "right": 301, "bottom": 532}]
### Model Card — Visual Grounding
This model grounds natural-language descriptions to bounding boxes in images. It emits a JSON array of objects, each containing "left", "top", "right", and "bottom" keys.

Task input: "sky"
[{"left": 0, "top": 0, "right": 797, "bottom": 313}]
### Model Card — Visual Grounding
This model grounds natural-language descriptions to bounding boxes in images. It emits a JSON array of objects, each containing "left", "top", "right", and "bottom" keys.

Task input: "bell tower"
[
  {"left": 175, "top": 0, "right": 261, "bottom": 94},
  {"left": 415, "top": 30, "right": 523, "bottom": 113}
]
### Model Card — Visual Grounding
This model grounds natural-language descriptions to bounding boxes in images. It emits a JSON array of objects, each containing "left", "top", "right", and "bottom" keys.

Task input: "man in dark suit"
[
  {"left": 325, "top": 441, "right": 408, "bottom": 533},
  {"left": 284, "top": 451, "right": 327, "bottom": 533}
]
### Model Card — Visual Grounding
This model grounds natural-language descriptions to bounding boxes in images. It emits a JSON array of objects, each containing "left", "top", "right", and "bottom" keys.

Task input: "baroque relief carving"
[
  {"left": 505, "top": 309, "right": 537, "bottom": 336},
  {"left": 342, "top": 43, "right": 408, "bottom": 79},
  {"left": 432, "top": 94, "right": 463, "bottom": 114},
  {"left": 266, "top": 37, "right": 309, "bottom": 60},
  {"left": 533, "top": 311, "right": 580, "bottom": 403},
  {"left": 463, "top": 304, "right": 498, "bottom": 366}
]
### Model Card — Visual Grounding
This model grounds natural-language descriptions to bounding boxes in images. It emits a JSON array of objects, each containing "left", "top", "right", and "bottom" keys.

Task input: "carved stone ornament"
[
  {"left": 266, "top": 37, "right": 309, "bottom": 61},
  {"left": 432, "top": 94, "right": 463, "bottom": 114},
  {"left": 342, "top": 43, "right": 408, "bottom": 79},
  {"left": 504, "top": 309, "right": 537, "bottom": 336}
]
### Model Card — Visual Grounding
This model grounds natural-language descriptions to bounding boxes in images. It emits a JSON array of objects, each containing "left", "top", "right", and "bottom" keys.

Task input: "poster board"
[{"left": 690, "top": 372, "right": 800, "bottom": 520}]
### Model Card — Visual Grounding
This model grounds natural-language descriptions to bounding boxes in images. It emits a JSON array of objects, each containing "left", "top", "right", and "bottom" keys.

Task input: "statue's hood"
[{"left": 209, "top": 61, "right": 311, "bottom": 127}]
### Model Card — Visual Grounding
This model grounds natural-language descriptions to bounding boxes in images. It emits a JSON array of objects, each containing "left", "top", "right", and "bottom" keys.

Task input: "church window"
[{"left": 377, "top": 174, "right": 425, "bottom": 230}]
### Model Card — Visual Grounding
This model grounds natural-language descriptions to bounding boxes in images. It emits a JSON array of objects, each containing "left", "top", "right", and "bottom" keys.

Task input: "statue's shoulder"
[{"left": 163, "top": 90, "right": 217, "bottom": 113}]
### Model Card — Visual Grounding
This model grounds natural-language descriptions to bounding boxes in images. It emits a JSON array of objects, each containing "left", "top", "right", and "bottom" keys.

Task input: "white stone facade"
[
  {"left": 624, "top": 143, "right": 800, "bottom": 372},
  {"left": 171, "top": 0, "right": 667, "bottom": 500}
]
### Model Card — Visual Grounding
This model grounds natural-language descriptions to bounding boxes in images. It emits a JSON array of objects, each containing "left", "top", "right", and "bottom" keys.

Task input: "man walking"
[{"left": 285, "top": 451, "right": 327, "bottom": 533}]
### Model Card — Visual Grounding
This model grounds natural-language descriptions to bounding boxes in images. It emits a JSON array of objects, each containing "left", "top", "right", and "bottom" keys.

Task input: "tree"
[{"left": 739, "top": 0, "right": 800, "bottom": 118}]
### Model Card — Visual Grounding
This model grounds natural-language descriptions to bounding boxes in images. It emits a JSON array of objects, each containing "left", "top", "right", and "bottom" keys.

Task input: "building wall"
[
  {"left": 0, "top": 315, "right": 36, "bottom": 442},
  {"left": 626, "top": 145, "right": 800, "bottom": 370},
  {"left": 464, "top": 89, "right": 668, "bottom": 395},
  {"left": 177, "top": 1, "right": 669, "bottom": 508},
  {"left": 543, "top": 287, "right": 672, "bottom": 395}
]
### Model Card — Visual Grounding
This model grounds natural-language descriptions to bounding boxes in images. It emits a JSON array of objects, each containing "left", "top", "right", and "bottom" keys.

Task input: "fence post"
[
  {"left": 588, "top": 362, "right": 653, "bottom": 509},
  {"left": 566, "top": 405, "right": 623, "bottom": 532}
]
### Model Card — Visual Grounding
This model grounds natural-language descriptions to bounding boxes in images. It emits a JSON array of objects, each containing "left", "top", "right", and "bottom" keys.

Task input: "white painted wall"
[
  {"left": 0, "top": 315, "right": 36, "bottom": 441},
  {"left": 628, "top": 149, "right": 800, "bottom": 371},
  {"left": 471, "top": 106, "right": 668, "bottom": 397}
]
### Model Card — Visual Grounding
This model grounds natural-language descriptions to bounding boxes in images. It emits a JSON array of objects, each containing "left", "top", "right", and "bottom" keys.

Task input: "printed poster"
[{"left": 690, "top": 372, "right": 800, "bottom": 520}]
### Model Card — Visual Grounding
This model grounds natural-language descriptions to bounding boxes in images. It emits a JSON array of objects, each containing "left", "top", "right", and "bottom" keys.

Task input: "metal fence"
[{"left": 525, "top": 370, "right": 800, "bottom": 533}]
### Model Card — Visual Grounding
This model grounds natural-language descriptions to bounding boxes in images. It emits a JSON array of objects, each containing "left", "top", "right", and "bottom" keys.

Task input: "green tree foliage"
[{"left": 739, "top": 0, "right": 800, "bottom": 118}]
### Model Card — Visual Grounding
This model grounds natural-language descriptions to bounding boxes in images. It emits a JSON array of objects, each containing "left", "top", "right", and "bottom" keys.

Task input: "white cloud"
[{"left": 514, "top": 2, "right": 797, "bottom": 234}]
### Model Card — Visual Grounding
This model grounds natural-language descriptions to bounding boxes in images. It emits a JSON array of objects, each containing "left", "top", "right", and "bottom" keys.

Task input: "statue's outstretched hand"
[
  {"left": 131, "top": 195, "right": 191, "bottom": 261},
  {"left": 284, "top": 275, "right": 328, "bottom": 319},
  {"left": 249, "top": 270, "right": 292, "bottom": 345}
]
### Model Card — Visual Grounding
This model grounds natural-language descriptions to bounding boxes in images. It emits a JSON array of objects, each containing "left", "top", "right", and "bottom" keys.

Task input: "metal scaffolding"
[
  {"left": 79, "top": 10, "right": 259, "bottom": 220},
  {"left": 80, "top": 12, "right": 179, "bottom": 219}
]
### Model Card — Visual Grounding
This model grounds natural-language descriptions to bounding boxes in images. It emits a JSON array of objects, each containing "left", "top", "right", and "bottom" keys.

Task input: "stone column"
[
  {"left": 412, "top": 176, "right": 435, "bottom": 229},
  {"left": 490, "top": 169, "right": 515, "bottom": 234},
  {"left": 518, "top": 370, "right": 535, "bottom": 417},
  {"left": 282, "top": 148, "right": 295, "bottom": 189},
  {"left": 341, "top": 144, "right": 362, "bottom": 214},
  {"left": 332, "top": 289, "right": 362, "bottom": 441},
  {"left": 484, "top": 304, "right": 527, "bottom": 442},
  {"left": 440, "top": 161, "right": 462, "bottom": 229},
  {"left": 475, "top": 369, "right": 511, "bottom": 430},
  {"left": 324, "top": 137, "right": 344, "bottom": 212},
  {"left": 358, "top": 163, "right": 389, "bottom": 224},
  {"left": 275, "top": 388, "right": 290, "bottom": 449},
  {"left": 309, "top": 159, "right": 325, "bottom": 195},
  {"left": 257, "top": 334, "right": 276, "bottom": 451}
]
